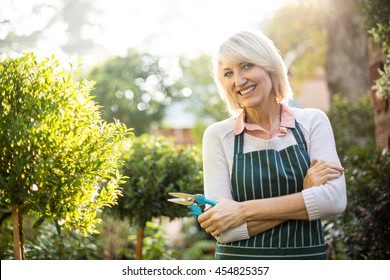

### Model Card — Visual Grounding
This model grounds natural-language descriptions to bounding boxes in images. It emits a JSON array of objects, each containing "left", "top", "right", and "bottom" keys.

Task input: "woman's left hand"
[
  {"left": 198, "top": 198, "right": 245, "bottom": 237},
  {"left": 303, "top": 159, "right": 344, "bottom": 189}
]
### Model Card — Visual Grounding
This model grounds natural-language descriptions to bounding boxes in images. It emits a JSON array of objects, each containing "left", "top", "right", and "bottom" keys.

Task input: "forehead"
[{"left": 220, "top": 60, "right": 245, "bottom": 70}]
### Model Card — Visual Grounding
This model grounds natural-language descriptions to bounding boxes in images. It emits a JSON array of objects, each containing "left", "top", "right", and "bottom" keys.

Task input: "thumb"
[{"left": 310, "top": 159, "right": 318, "bottom": 168}]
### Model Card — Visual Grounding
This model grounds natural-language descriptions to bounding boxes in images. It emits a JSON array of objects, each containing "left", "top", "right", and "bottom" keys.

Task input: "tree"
[
  {"left": 359, "top": 0, "right": 390, "bottom": 151},
  {"left": 325, "top": 0, "right": 370, "bottom": 101},
  {"left": 0, "top": 53, "right": 131, "bottom": 259},
  {"left": 172, "top": 54, "right": 227, "bottom": 144},
  {"left": 114, "top": 134, "right": 203, "bottom": 259},
  {"left": 263, "top": 0, "right": 328, "bottom": 95},
  {"left": 326, "top": 94, "right": 389, "bottom": 259},
  {"left": 360, "top": 0, "right": 390, "bottom": 97},
  {"left": 0, "top": 0, "right": 103, "bottom": 57},
  {"left": 60, "top": 0, "right": 103, "bottom": 56},
  {"left": 86, "top": 50, "right": 182, "bottom": 135}
]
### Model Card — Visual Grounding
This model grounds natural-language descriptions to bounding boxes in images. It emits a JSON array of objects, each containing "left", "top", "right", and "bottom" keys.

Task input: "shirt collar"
[{"left": 234, "top": 104, "right": 295, "bottom": 135}]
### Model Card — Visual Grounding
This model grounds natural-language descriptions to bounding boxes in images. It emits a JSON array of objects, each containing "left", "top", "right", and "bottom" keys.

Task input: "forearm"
[
  {"left": 247, "top": 219, "right": 286, "bottom": 236},
  {"left": 240, "top": 192, "right": 309, "bottom": 222}
]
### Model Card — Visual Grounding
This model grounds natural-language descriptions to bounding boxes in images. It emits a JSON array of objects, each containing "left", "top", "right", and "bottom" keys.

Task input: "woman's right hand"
[{"left": 303, "top": 159, "right": 344, "bottom": 189}]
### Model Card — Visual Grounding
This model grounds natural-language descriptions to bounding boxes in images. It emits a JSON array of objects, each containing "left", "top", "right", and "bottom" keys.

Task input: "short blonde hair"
[{"left": 211, "top": 30, "right": 293, "bottom": 116}]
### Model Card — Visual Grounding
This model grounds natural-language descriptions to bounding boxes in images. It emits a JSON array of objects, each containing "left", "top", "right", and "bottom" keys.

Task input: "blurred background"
[
  {"left": 1, "top": 0, "right": 387, "bottom": 145},
  {"left": 1, "top": 0, "right": 389, "bottom": 260}
]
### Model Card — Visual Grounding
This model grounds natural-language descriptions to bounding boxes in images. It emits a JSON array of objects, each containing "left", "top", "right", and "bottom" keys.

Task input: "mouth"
[{"left": 238, "top": 85, "right": 256, "bottom": 96}]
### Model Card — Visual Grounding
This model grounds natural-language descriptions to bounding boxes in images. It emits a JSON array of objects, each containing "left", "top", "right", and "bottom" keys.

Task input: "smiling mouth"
[{"left": 238, "top": 85, "right": 256, "bottom": 95}]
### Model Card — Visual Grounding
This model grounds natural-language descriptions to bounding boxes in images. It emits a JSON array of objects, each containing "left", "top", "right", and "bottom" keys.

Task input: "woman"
[{"left": 198, "top": 30, "right": 346, "bottom": 260}]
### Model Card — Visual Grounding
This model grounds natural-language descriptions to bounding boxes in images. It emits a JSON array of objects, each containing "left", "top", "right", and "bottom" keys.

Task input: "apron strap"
[
  {"left": 234, "top": 132, "right": 244, "bottom": 154},
  {"left": 292, "top": 120, "right": 308, "bottom": 151}
]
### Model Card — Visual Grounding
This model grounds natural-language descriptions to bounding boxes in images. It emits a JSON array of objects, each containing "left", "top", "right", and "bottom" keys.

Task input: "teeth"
[{"left": 240, "top": 86, "right": 256, "bottom": 95}]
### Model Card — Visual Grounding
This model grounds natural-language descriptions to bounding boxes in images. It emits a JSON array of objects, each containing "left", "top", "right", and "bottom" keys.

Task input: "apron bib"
[{"left": 215, "top": 120, "right": 327, "bottom": 260}]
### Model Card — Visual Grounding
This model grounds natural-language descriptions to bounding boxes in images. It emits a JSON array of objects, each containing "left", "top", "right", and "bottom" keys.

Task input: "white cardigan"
[{"left": 202, "top": 107, "right": 347, "bottom": 243}]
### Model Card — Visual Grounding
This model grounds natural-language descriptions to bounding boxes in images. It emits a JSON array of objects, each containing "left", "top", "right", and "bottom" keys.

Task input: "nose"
[{"left": 234, "top": 72, "right": 247, "bottom": 87}]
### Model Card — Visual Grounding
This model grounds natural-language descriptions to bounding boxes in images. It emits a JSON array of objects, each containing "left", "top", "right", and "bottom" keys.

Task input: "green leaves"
[
  {"left": 0, "top": 53, "right": 132, "bottom": 235},
  {"left": 115, "top": 134, "right": 203, "bottom": 227},
  {"left": 86, "top": 50, "right": 179, "bottom": 135},
  {"left": 360, "top": 0, "right": 390, "bottom": 99}
]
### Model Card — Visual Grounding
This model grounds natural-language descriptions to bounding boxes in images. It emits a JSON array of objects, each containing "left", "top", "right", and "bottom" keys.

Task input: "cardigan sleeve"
[
  {"left": 299, "top": 109, "right": 347, "bottom": 220},
  {"left": 202, "top": 122, "right": 250, "bottom": 243}
]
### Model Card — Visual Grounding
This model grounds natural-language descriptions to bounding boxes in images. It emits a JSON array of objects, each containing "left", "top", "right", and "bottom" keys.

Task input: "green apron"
[{"left": 215, "top": 120, "right": 327, "bottom": 260}]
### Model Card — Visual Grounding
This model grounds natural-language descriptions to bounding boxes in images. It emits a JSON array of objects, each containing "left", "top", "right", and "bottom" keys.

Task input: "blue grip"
[
  {"left": 188, "top": 204, "right": 202, "bottom": 216},
  {"left": 196, "top": 195, "right": 217, "bottom": 206}
]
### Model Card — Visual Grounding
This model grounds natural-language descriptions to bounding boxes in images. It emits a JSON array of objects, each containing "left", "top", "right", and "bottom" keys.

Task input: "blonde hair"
[{"left": 211, "top": 30, "right": 293, "bottom": 116}]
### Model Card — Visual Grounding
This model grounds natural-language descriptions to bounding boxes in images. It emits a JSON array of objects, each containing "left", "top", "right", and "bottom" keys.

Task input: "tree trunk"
[
  {"left": 135, "top": 226, "right": 144, "bottom": 260},
  {"left": 325, "top": 0, "right": 370, "bottom": 101},
  {"left": 368, "top": 40, "right": 390, "bottom": 151},
  {"left": 11, "top": 203, "right": 24, "bottom": 260}
]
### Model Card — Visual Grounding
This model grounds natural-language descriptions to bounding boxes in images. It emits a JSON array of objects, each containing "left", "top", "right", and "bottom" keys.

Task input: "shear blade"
[{"left": 167, "top": 198, "right": 187, "bottom": 205}]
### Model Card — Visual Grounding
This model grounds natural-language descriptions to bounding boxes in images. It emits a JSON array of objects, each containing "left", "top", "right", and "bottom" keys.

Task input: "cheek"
[
  {"left": 221, "top": 79, "right": 233, "bottom": 90},
  {"left": 261, "top": 74, "right": 273, "bottom": 93},
  {"left": 265, "top": 78, "right": 273, "bottom": 92},
  {"left": 222, "top": 81, "right": 236, "bottom": 97}
]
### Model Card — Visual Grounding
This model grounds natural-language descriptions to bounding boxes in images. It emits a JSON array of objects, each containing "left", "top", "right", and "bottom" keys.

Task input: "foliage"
[
  {"left": 0, "top": 53, "right": 131, "bottom": 235},
  {"left": 183, "top": 240, "right": 216, "bottom": 260},
  {"left": 172, "top": 55, "right": 227, "bottom": 144},
  {"left": 326, "top": 146, "right": 390, "bottom": 259},
  {"left": 128, "top": 221, "right": 180, "bottom": 260},
  {"left": 325, "top": 93, "right": 390, "bottom": 259},
  {"left": 360, "top": 0, "right": 390, "bottom": 54},
  {"left": 177, "top": 55, "right": 227, "bottom": 121},
  {"left": 0, "top": 213, "right": 102, "bottom": 260},
  {"left": 326, "top": 93, "right": 375, "bottom": 158},
  {"left": 360, "top": 0, "right": 390, "bottom": 99},
  {"left": 87, "top": 50, "right": 183, "bottom": 135},
  {"left": 98, "top": 215, "right": 178, "bottom": 260},
  {"left": 0, "top": 1, "right": 99, "bottom": 56},
  {"left": 114, "top": 134, "right": 203, "bottom": 228},
  {"left": 372, "top": 60, "right": 390, "bottom": 99},
  {"left": 178, "top": 218, "right": 216, "bottom": 260},
  {"left": 263, "top": 0, "right": 327, "bottom": 94},
  {"left": 0, "top": 213, "right": 179, "bottom": 260}
]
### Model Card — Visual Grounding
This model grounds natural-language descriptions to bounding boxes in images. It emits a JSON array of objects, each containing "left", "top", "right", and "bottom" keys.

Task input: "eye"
[
  {"left": 223, "top": 71, "right": 233, "bottom": 77},
  {"left": 242, "top": 63, "right": 254, "bottom": 70}
]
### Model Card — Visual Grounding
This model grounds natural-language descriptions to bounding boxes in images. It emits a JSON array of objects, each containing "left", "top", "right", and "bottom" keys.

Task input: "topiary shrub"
[{"left": 0, "top": 53, "right": 131, "bottom": 259}]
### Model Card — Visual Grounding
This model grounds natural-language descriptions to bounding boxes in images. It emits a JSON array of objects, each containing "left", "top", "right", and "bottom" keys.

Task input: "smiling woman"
[
  {"left": 213, "top": 31, "right": 292, "bottom": 117},
  {"left": 198, "top": 30, "right": 347, "bottom": 260}
]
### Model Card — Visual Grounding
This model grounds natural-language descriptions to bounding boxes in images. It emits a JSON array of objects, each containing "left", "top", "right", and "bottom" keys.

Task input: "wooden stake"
[
  {"left": 12, "top": 203, "right": 24, "bottom": 260},
  {"left": 135, "top": 226, "right": 144, "bottom": 260}
]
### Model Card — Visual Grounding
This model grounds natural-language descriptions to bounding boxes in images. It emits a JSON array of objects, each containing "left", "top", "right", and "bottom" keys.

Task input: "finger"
[
  {"left": 199, "top": 220, "right": 211, "bottom": 230},
  {"left": 321, "top": 173, "right": 343, "bottom": 182},
  {"left": 202, "top": 222, "right": 217, "bottom": 234},
  {"left": 321, "top": 166, "right": 344, "bottom": 176},
  {"left": 316, "top": 160, "right": 343, "bottom": 170},
  {"left": 311, "top": 163, "right": 343, "bottom": 176},
  {"left": 310, "top": 159, "right": 318, "bottom": 168},
  {"left": 198, "top": 212, "right": 209, "bottom": 223}
]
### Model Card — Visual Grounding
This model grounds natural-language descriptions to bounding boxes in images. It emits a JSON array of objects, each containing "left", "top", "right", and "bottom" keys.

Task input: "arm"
[
  {"left": 201, "top": 122, "right": 287, "bottom": 241},
  {"left": 300, "top": 109, "right": 347, "bottom": 220},
  {"left": 200, "top": 161, "right": 344, "bottom": 237},
  {"left": 243, "top": 159, "right": 343, "bottom": 237},
  {"left": 247, "top": 110, "right": 347, "bottom": 221},
  {"left": 201, "top": 122, "right": 250, "bottom": 242}
]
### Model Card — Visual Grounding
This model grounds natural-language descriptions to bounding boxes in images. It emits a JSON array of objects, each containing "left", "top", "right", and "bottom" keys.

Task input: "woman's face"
[{"left": 220, "top": 61, "right": 273, "bottom": 110}]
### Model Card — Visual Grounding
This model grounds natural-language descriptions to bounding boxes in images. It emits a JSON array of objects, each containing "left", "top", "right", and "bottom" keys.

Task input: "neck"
[{"left": 245, "top": 99, "right": 281, "bottom": 131}]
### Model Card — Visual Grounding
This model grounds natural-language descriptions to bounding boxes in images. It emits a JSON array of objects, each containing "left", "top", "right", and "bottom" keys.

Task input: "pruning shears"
[{"left": 168, "top": 192, "right": 217, "bottom": 217}]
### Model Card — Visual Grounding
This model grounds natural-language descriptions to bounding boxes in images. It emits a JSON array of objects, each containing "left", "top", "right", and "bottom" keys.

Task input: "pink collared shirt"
[{"left": 234, "top": 104, "right": 295, "bottom": 140}]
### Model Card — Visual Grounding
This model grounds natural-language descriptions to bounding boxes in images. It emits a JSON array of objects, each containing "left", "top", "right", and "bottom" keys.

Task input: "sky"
[{"left": 1, "top": 0, "right": 290, "bottom": 64}]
